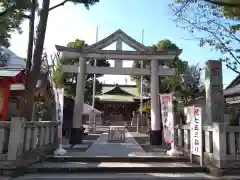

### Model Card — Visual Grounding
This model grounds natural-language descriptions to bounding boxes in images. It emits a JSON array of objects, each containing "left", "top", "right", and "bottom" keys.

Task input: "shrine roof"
[
  {"left": 0, "top": 68, "right": 24, "bottom": 77},
  {"left": 95, "top": 94, "right": 136, "bottom": 102},
  {"left": 0, "top": 47, "right": 26, "bottom": 68},
  {"left": 95, "top": 84, "right": 149, "bottom": 102},
  {"left": 224, "top": 85, "right": 240, "bottom": 97},
  {"left": 101, "top": 84, "right": 138, "bottom": 96}
]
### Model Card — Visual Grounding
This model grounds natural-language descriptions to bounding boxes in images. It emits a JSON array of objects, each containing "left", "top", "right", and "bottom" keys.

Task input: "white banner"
[
  {"left": 54, "top": 88, "right": 64, "bottom": 142},
  {"left": 190, "top": 106, "right": 202, "bottom": 156},
  {"left": 160, "top": 93, "right": 174, "bottom": 144}
]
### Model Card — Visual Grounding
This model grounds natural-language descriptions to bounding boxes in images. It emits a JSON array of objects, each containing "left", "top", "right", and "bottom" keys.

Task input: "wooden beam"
[{"left": 61, "top": 65, "right": 176, "bottom": 76}]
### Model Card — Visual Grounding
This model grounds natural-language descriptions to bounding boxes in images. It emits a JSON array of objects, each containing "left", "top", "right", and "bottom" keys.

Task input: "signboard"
[
  {"left": 190, "top": 107, "right": 203, "bottom": 157},
  {"left": 159, "top": 93, "right": 174, "bottom": 144}
]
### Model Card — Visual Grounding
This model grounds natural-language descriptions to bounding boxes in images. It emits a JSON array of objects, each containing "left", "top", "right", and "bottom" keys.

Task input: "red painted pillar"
[{"left": 1, "top": 82, "right": 10, "bottom": 121}]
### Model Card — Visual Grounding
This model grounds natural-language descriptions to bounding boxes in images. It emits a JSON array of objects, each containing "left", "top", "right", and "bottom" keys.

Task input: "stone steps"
[
  {"left": 45, "top": 155, "right": 189, "bottom": 163},
  {"left": 24, "top": 161, "right": 208, "bottom": 174},
  {"left": 9, "top": 156, "right": 214, "bottom": 179},
  {"left": 14, "top": 173, "right": 217, "bottom": 180}
]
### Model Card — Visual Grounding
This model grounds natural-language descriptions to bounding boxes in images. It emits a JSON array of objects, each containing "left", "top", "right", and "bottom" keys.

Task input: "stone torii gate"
[{"left": 56, "top": 29, "right": 181, "bottom": 145}]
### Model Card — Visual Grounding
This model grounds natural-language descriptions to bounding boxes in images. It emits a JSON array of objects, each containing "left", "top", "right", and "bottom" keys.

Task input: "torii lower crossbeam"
[{"left": 61, "top": 65, "right": 176, "bottom": 76}]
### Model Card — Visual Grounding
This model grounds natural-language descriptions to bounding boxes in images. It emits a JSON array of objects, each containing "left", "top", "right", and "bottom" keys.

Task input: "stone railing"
[
  {"left": 127, "top": 114, "right": 149, "bottom": 133},
  {"left": 0, "top": 121, "right": 11, "bottom": 160},
  {"left": 108, "top": 126, "right": 126, "bottom": 142},
  {"left": 0, "top": 117, "right": 58, "bottom": 172},
  {"left": 175, "top": 123, "right": 240, "bottom": 169}
]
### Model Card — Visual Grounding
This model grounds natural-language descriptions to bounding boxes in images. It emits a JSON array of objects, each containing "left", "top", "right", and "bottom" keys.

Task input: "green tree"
[
  {"left": 131, "top": 39, "right": 203, "bottom": 103},
  {"left": 180, "top": 63, "right": 204, "bottom": 103},
  {"left": 52, "top": 39, "right": 110, "bottom": 102},
  {"left": 131, "top": 39, "right": 186, "bottom": 93},
  {"left": 0, "top": 0, "right": 31, "bottom": 47},
  {"left": 0, "top": 0, "right": 99, "bottom": 120},
  {"left": 169, "top": 0, "right": 240, "bottom": 74}
]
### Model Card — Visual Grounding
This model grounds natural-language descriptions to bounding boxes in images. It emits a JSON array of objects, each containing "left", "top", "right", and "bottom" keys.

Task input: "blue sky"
[{"left": 10, "top": 0, "right": 236, "bottom": 86}]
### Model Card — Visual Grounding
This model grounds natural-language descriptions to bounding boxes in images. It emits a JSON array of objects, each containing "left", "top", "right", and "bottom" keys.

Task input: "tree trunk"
[
  {"left": 23, "top": 0, "right": 50, "bottom": 120},
  {"left": 21, "top": 0, "right": 36, "bottom": 120},
  {"left": 23, "top": 75, "right": 35, "bottom": 120},
  {"left": 26, "top": 0, "right": 36, "bottom": 70}
]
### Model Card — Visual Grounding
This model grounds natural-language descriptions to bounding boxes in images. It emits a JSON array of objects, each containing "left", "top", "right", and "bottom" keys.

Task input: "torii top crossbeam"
[{"left": 55, "top": 29, "right": 182, "bottom": 61}]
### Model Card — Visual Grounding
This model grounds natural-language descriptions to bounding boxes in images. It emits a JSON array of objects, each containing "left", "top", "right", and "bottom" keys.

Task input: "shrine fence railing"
[{"left": 175, "top": 123, "right": 240, "bottom": 169}]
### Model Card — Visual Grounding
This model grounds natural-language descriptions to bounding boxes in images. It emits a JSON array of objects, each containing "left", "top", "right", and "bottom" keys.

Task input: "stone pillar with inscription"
[{"left": 205, "top": 60, "right": 224, "bottom": 124}]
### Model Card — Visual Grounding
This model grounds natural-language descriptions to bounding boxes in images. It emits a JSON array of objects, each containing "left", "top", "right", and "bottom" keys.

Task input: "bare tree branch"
[
  {"left": 49, "top": 0, "right": 69, "bottom": 11},
  {"left": 226, "top": 64, "right": 240, "bottom": 73},
  {"left": 169, "top": 1, "right": 240, "bottom": 73},
  {"left": 203, "top": 0, "right": 240, "bottom": 7},
  {"left": 181, "top": 16, "right": 240, "bottom": 65}
]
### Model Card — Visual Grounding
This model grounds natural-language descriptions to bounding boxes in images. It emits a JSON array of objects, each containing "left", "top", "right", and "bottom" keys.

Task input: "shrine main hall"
[{"left": 94, "top": 83, "right": 149, "bottom": 125}]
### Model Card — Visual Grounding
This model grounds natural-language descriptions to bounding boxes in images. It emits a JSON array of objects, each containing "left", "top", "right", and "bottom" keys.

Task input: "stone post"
[
  {"left": 137, "top": 114, "right": 140, "bottom": 133},
  {"left": 31, "top": 103, "right": 36, "bottom": 121},
  {"left": 150, "top": 59, "right": 162, "bottom": 145},
  {"left": 131, "top": 111, "right": 136, "bottom": 126},
  {"left": 205, "top": 60, "right": 224, "bottom": 124},
  {"left": 141, "top": 113, "right": 146, "bottom": 133},
  {"left": 212, "top": 122, "right": 227, "bottom": 168},
  {"left": 7, "top": 117, "right": 25, "bottom": 160},
  {"left": 205, "top": 60, "right": 226, "bottom": 169},
  {"left": 71, "top": 55, "right": 85, "bottom": 145},
  {"left": 114, "top": 37, "right": 123, "bottom": 68}
]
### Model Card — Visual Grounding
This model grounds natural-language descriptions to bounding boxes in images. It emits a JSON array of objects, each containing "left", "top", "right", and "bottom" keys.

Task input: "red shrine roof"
[{"left": 0, "top": 47, "right": 26, "bottom": 81}]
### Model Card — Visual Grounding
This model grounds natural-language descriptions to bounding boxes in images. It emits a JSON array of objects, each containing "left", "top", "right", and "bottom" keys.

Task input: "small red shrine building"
[
  {"left": 0, "top": 48, "right": 54, "bottom": 121},
  {"left": 0, "top": 68, "right": 25, "bottom": 121},
  {"left": 0, "top": 48, "right": 26, "bottom": 121}
]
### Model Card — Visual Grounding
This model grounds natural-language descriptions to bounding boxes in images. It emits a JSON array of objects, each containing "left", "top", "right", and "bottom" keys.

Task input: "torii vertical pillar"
[
  {"left": 70, "top": 55, "right": 86, "bottom": 145},
  {"left": 150, "top": 59, "right": 162, "bottom": 145}
]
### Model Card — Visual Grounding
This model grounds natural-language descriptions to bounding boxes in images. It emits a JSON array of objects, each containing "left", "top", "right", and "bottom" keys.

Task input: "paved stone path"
[
  {"left": 85, "top": 132, "right": 145, "bottom": 157},
  {"left": 58, "top": 130, "right": 178, "bottom": 157}
]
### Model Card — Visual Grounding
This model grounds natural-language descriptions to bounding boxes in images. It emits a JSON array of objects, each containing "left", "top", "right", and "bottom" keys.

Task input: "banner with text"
[
  {"left": 160, "top": 93, "right": 174, "bottom": 144},
  {"left": 190, "top": 106, "right": 203, "bottom": 156},
  {"left": 54, "top": 88, "right": 64, "bottom": 141}
]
